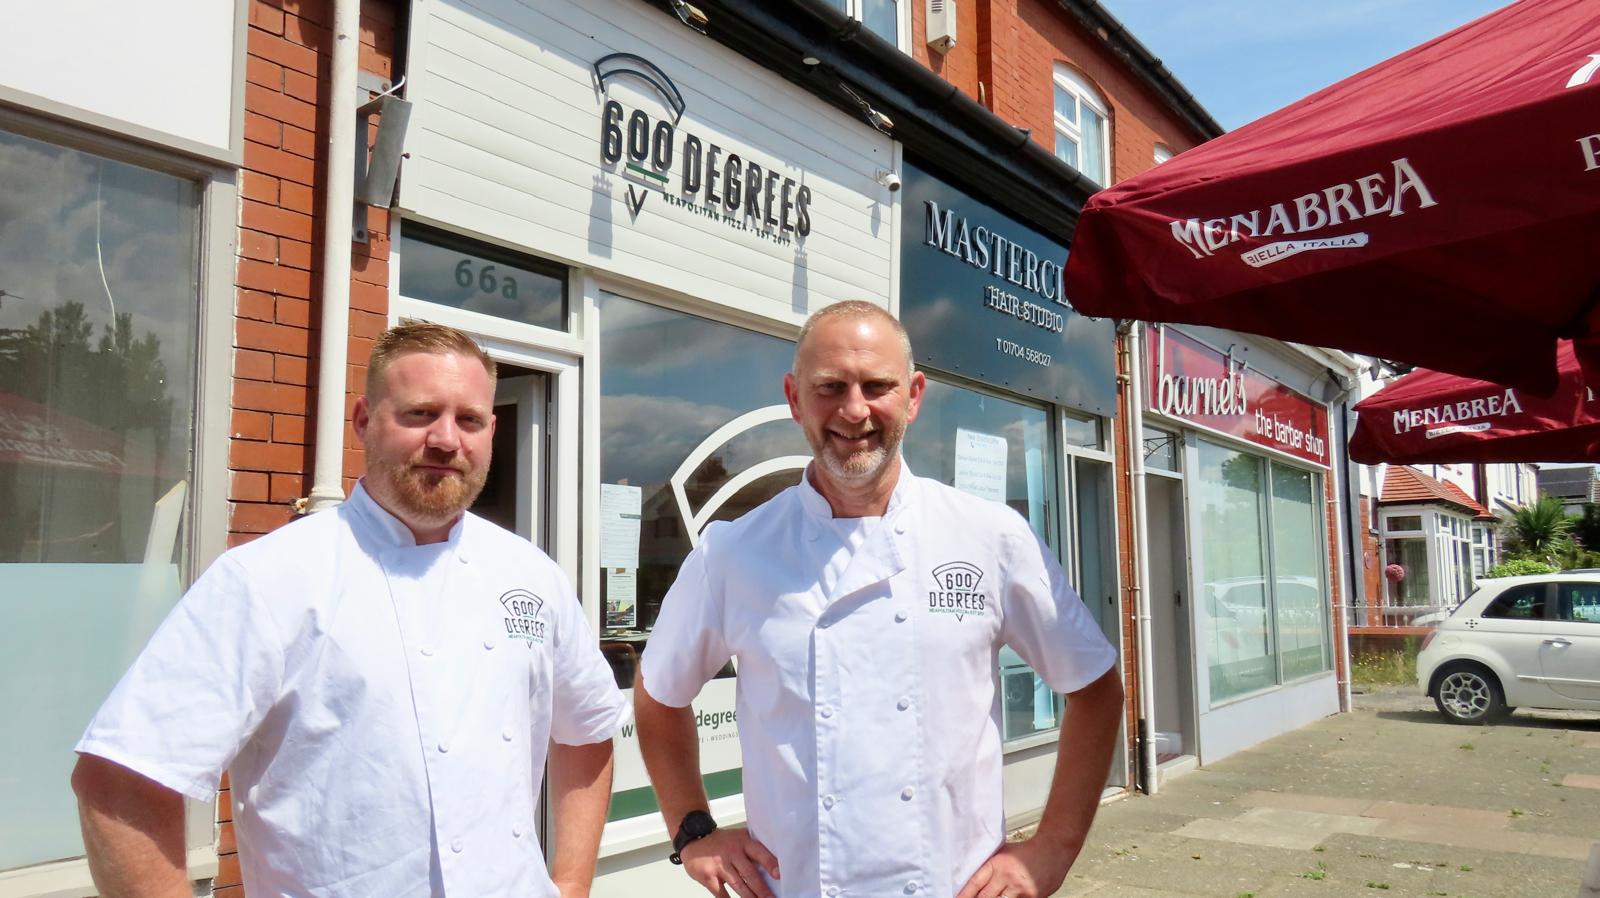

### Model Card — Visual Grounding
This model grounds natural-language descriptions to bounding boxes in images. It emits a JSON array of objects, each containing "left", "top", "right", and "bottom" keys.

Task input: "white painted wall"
[
  {"left": 401, "top": 0, "right": 896, "bottom": 326},
  {"left": 0, "top": 0, "right": 238, "bottom": 153}
]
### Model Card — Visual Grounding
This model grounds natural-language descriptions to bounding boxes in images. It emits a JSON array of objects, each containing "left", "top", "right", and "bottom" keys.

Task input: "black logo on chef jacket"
[
  {"left": 500, "top": 589, "right": 547, "bottom": 646},
  {"left": 928, "top": 561, "right": 989, "bottom": 621},
  {"left": 592, "top": 53, "right": 812, "bottom": 245}
]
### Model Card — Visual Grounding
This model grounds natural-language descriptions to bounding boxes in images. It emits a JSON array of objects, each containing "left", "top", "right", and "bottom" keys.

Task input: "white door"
[
  {"left": 1541, "top": 581, "right": 1600, "bottom": 705},
  {"left": 1146, "top": 475, "right": 1194, "bottom": 760}
]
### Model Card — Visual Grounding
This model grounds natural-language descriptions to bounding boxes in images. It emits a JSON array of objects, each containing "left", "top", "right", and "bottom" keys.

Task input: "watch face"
[{"left": 684, "top": 810, "right": 717, "bottom": 837}]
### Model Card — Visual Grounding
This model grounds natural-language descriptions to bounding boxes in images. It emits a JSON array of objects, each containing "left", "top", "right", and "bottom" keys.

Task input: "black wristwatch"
[{"left": 669, "top": 810, "right": 718, "bottom": 864}]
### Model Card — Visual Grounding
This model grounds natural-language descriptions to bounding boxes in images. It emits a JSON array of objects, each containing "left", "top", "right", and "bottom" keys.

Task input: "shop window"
[
  {"left": 1196, "top": 441, "right": 1333, "bottom": 703},
  {"left": 0, "top": 128, "right": 200, "bottom": 870},
  {"left": 1196, "top": 444, "right": 1274, "bottom": 701},
  {"left": 398, "top": 222, "right": 567, "bottom": 332},
  {"left": 1052, "top": 65, "right": 1110, "bottom": 186},
  {"left": 823, "top": 0, "right": 900, "bottom": 45},
  {"left": 597, "top": 294, "right": 808, "bottom": 822},
  {"left": 1270, "top": 466, "right": 1328, "bottom": 680}
]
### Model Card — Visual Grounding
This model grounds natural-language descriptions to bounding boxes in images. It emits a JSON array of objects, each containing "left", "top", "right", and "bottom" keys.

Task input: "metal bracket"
[{"left": 353, "top": 74, "right": 410, "bottom": 243}]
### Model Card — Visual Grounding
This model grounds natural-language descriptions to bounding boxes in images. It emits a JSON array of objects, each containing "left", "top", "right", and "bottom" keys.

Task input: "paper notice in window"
[
  {"left": 599, "top": 483, "right": 643, "bottom": 569},
  {"left": 606, "top": 568, "right": 638, "bottom": 629},
  {"left": 953, "top": 428, "right": 1007, "bottom": 503}
]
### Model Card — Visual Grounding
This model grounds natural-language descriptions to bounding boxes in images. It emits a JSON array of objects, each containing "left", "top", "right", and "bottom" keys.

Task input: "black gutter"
[
  {"left": 641, "top": 0, "right": 1102, "bottom": 241},
  {"left": 1058, "top": 1, "right": 1224, "bottom": 140}
]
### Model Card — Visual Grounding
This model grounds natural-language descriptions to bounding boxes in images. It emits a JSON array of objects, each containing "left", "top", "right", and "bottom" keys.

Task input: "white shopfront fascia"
[
  {"left": 1141, "top": 328, "right": 1342, "bottom": 767},
  {"left": 399, "top": 0, "right": 895, "bottom": 329},
  {"left": 0, "top": 0, "right": 245, "bottom": 163},
  {"left": 396, "top": 0, "right": 896, "bottom": 892}
]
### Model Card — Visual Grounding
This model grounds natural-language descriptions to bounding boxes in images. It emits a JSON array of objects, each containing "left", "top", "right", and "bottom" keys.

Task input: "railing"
[{"left": 1343, "top": 602, "right": 1453, "bottom": 633}]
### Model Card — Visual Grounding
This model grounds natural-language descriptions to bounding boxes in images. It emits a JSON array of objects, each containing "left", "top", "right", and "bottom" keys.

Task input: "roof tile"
[{"left": 1380, "top": 465, "right": 1495, "bottom": 519}]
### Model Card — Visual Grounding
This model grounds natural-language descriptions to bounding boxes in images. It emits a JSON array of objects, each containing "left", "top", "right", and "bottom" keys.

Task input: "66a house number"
[{"left": 454, "top": 259, "right": 520, "bottom": 300}]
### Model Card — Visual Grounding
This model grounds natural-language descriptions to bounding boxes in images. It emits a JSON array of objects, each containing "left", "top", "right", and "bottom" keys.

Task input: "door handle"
[{"left": 1543, "top": 638, "right": 1572, "bottom": 647}]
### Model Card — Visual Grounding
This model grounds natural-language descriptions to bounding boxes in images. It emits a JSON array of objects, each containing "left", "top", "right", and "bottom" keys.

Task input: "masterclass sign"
[
  {"left": 898, "top": 161, "right": 1115, "bottom": 415},
  {"left": 1148, "top": 325, "right": 1331, "bottom": 466}
]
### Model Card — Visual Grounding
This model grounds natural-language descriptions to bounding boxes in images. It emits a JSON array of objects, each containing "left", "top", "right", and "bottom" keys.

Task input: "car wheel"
[{"left": 1433, "top": 664, "right": 1507, "bottom": 725}]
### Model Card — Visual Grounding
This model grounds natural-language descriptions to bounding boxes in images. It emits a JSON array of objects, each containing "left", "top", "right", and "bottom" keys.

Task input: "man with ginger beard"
[
  {"left": 635, "top": 301, "right": 1123, "bottom": 898},
  {"left": 71, "top": 323, "right": 627, "bottom": 898}
]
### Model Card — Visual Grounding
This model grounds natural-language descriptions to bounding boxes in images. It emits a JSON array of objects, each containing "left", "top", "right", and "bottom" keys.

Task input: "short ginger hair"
[{"left": 367, "top": 322, "right": 496, "bottom": 397}]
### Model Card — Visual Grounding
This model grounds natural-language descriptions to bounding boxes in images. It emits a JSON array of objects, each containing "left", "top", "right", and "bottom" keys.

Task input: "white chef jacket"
[
  {"left": 77, "top": 482, "right": 628, "bottom": 898},
  {"left": 641, "top": 465, "right": 1117, "bottom": 898}
]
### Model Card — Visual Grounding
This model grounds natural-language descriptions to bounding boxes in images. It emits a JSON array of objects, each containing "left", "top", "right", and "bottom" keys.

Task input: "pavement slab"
[{"left": 1564, "top": 772, "right": 1600, "bottom": 790}]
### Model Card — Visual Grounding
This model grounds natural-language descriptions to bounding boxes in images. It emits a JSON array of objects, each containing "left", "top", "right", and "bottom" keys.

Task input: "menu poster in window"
[
  {"left": 605, "top": 568, "right": 638, "bottom": 629},
  {"left": 598, "top": 483, "right": 642, "bottom": 569},
  {"left": 953, "top": 428, "right": 1007, "bottom": 502}
]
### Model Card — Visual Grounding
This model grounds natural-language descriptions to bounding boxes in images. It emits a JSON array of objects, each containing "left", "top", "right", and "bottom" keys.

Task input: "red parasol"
[
  {"left": 1061, "top": 0, "right": 1600, "bottom": 394},
  {"left": 1350, "top": 340, "right": 1600, "bottom": 464}
]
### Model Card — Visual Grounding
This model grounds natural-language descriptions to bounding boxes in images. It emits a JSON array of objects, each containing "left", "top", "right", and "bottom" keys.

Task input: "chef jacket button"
[
  {"left": 895, "top": 522, "right": 907, "bottom": 535},
  {"left": 896, "top": 697, "right": 910, "bottom": 711},
  {"left": 901, "top": 786, "right": 915, "bottom": 801},
  {"left": 826, "top": 888, "right": 840, "bottom": 897},
  {"left": 503, "top": 728, "right": 515, "bottom": 742},
  {"left": 484, "top": 638, "right": 495, "bottom": 650},
  {"left": 420, "top": 645, "right": 435, "bottom": 657},
  {"left": 822, "top": 794, "right": 836, "bottom": 809},
  {"left": 451, "top": 838, "right": 464, "bottom": 853},
  {"left": 894, "top": 610, "right": 908, "bottom": 623},
  {"left": 903, "top": 881, "right": 918, "bottom": 894},
  {"left": 512, "top": 824, "right": 523, "bottom": 838},
  {"left": 438, "top": 741, "right": 450, "bottom": 753},
  {"left": 820, "top": 706, "right": 833, "bottom": 719}
]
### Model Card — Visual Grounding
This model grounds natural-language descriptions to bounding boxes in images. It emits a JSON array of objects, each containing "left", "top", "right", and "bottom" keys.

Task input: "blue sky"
[{"left": 1097, "top": 0, "right": 1512, "bottom": 131}]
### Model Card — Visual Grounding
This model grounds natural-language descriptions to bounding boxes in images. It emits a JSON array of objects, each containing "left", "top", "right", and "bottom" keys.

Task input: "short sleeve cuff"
[
  {"left": 73, "top": 739, "right": 221, "bottom": 803},
  {"left": 1039, "top": 642, "right": 1118, "bottom": 696},
  {"left": 552, "top": 695, "right": 633, "bottom": 746}
]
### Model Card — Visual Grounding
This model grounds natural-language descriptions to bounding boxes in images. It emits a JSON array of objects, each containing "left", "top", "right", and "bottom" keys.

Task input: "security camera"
[{"left": 876, "top": 169, "right": 902, "bottom": 192}]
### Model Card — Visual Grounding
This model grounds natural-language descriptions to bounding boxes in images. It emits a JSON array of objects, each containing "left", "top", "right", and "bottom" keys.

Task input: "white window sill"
[{"left": 0, "top": 847, "right": 216, "bottom": 898}]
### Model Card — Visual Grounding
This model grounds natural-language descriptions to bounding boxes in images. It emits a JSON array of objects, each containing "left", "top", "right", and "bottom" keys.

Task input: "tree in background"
[
  {"left": 1571, "top": 503, "right": 1600, "bottom": 552},
  {"left": 1502, "top": 495, "right": 1574, "bottom": 564}
]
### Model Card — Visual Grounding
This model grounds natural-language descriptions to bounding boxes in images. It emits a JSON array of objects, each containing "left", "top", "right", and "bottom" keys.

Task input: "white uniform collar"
[
  {"left": 797, "top": 458, "right": 916, "bottom": 522},
  {"left": 347, "top": 479, "right": 468, "bottom": 549}
]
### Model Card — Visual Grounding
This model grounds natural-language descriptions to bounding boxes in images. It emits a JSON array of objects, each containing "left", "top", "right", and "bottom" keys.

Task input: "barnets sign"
[{"left": 1148, "top": 326, "right": 1330, "bottom": 467}]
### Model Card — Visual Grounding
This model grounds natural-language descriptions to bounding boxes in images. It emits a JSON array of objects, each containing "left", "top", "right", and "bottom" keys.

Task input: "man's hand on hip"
[
  {"left": 956, "top": 835, "right": 1079, "bottom": 898},
  {"left": 679, "top": 826, "right": 781, "bottom": 898}
]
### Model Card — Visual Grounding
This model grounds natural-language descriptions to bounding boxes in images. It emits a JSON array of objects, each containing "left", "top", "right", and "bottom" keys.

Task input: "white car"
[{"left": 1417, "top": 574, "right": 1600, "bottom": 724}]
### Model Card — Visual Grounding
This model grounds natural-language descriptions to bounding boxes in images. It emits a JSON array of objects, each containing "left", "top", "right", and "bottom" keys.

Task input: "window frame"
[
  {"left": 830, "top": 0, "right": 908, "bottom": 51},
  {"left": 1481, "top": 583, "right": 1552, "bottom": 621},
  {"left": 0, "top": 104, "right": 231, "bottom": 888},
  {"left": 1051, "top": 64, "right": 1112, "bottom": 186}
]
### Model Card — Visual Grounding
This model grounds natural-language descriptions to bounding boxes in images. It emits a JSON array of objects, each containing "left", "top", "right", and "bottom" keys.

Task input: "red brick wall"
[
  {"left": 913, "top": 0, "right": 1209, "bottom": 182},
  {"left": 218, "top": 0, "right": 397, "bottom": 892}
]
